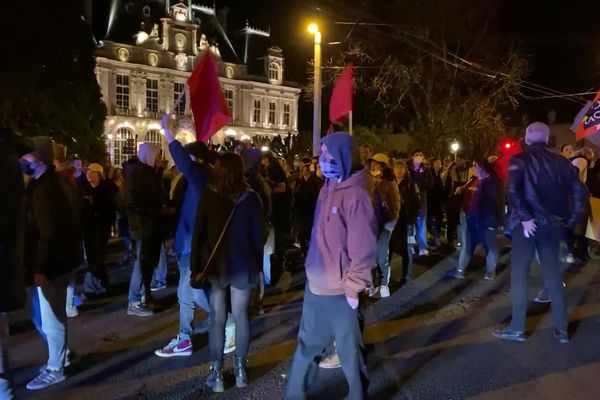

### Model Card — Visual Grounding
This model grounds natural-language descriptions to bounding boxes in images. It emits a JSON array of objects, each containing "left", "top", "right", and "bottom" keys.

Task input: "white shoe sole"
[
  {"left": 154, "top": 349, "right": 192, "bottom": 358},
  {"left": 27, "top": 375, "right": 66, "bottom": 390}
]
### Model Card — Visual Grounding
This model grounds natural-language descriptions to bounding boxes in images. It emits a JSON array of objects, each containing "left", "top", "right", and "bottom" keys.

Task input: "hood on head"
[
  {"left": 321, "top": 131, "right": 359, "bottom": 181},
  {"left": 138, "top": 143, "right": 161, "bottom": 167}
]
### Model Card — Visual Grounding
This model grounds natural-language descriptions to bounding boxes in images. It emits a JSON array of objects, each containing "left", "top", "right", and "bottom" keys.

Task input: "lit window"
[
  {"left": 253, "top": 99, "right": 262, "bottom": 124},
  {"left": 174, "top": 82, "right": 186, "bottom": 115},
  {"left": 145, "top": 129, "right": 163, "bottom": 158},
  {"left": 146, "top": 78, "right": 159, "bottom": 113},
  {"left": 111, "top": 128, "right": 136, "bottom": 166},
  {"left": 224, "top": 88, "right": 234, "bottom": 114},
  {"left": 268, "top": 101, "right": 276, "bottom": 125},
  {"left": 283, "top": 103, "right": 291, "bottom": 126},
  {"left": 115, "top": 74, "right": 130, "bottom": 111},
  {"left": 142, "top": 5, "right": 151, "bottom": 17},
  {"left": 269, "top": 62, "right": 280, "bottom": 81}
]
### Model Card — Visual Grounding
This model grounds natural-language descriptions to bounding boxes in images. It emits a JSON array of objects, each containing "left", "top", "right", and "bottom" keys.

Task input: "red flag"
[
  {"left": 187, "top": 51, "right": 232, "bottom": 142},
  {"left": 329, "top": 65, "right": 353, "bottom": 123},
  {"left": 576, "top": 89, "right": 600, "bottom": 140}
]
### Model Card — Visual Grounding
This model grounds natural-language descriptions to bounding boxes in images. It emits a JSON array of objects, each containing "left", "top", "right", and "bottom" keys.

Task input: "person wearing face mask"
[
  {"left": 124, "top": 142, "right": 173, "bottom": 317},
  {"left": 286, "top": 132, "right": 378, "bottom": 400},
  {"left": 407, "top": 149, "right": 433, "bottom": 255},
  {"left": 81, "top": 163, "right": 116, "bottom": 296},
  {"left": 368, "top": 153, "right": 400, "bottom": 298},
  {"left": 20, "top": 137, "right": 82, "bottom": 391}
]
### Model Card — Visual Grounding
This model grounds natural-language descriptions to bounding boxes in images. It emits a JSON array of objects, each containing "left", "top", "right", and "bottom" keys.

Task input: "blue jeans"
[
  {"left": 377, "top": 229, "right": 392, "bottom": 286},
  {"left": 151, "top": 243, "right": 168, "bottom": 287},
  {"left": 457, "top": 214, "right": 498, "bottom": 272},
  {"left": 177, "top": 254, "right": 210, "bottom": 340},
  {"left": 128, "top": 237, "right": 163, "bottom": 303},
  {"left": 416, "top": 208, "right": 428, "bottom": 251},
  {"left": 36, "top": 273, "right": 71, "bottom": 371}
]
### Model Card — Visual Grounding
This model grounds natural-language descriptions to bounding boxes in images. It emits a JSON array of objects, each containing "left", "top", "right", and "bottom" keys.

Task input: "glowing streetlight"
[
  {"left": 450, "top": 141, "right": 460, "bottom": 161},
  {"left": 307, "top": 22, "right": 322, "bottom": 157}
]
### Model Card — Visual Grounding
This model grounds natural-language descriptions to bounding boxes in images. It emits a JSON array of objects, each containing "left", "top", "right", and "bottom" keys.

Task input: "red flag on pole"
[
  {"left": 187, "top": 51, "right": 232, "bottom": 142},
  {"left": 329, "top": 65, "right": 353, "bottom": 123},
  {"left": 576, "top": 89, "right": 600, "bottom": 140}
]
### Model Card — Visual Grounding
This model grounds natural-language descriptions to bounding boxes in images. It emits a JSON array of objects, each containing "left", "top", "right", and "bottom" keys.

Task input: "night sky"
[{"left": 47, "top": 0, "right": 600, "bottom": 128}]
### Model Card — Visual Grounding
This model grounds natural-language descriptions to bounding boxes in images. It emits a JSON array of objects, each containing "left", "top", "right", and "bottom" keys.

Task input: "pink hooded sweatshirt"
[{"left": 305, "top": 133, "right": 378, "bottom": 299}]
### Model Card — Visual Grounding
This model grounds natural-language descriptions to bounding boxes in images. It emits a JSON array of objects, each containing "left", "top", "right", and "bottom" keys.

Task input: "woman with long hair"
[
  {"left": 191, "top": 152, "right": 264, "bottom": 393},
  {"left": 390, "top": 160, "right": 419, "bottom": 282}
]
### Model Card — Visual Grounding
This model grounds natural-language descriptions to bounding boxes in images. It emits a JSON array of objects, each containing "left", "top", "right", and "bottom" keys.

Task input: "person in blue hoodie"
[{"left": 154, "top": 114, "right": 213, "bottom": 357}]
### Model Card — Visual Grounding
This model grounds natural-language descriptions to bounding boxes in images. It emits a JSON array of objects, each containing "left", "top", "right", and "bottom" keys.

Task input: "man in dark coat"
[
  {"left": 0, "top": 131, "right": 28, "bottom": 400},
  {"left": 493, "top": 122, "right": 589, "bottom": 344},
  {"left": 20, "top": 137, "right": 83, "bottom": 391}
]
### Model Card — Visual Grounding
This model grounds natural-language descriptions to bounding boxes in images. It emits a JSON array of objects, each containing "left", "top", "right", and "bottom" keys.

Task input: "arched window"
[
  {"left": 111, "top": 128, "right": 136, "bottom": 167},
  {"left": 269, "top": 62, "right": 280, "bottom": 82},
  {"left": 142, "top": 5, "right": 151, "bottom": 17},
  {"left": 145, "top": 129, "right": 164, "bottom": 159}
]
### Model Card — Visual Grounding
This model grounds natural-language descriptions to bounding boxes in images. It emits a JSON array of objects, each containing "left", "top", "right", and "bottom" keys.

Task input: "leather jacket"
[{"left": 506, "top": 143, "right": 589, "bottom": 232}]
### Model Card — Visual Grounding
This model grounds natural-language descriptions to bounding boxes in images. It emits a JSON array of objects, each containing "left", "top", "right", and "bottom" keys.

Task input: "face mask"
[
  {"left": 319, "top": 157, "right": 342, "bottom": 180},
  {"left": 19, "top": 159, "right": 35, "bottom": 176},
  {"left": 371, "top": 169, "right": 382, "bottom": 177}
]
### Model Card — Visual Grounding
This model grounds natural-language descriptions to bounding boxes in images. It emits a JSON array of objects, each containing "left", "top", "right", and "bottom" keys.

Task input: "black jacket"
[
  {"left": 469, "top": 175, "right": 503, "bottom": 228},
  {"left": 81, "top": 180, "right": 117, "bottom": 232},
  {"left": 293, "top": 174, "right": 323, "bottom": 231},
  {"left": 191, "top": 189, "right": 264, "bottom": 289},
  {"left": 507, "top": 144, "right": 589, "bottom": 231},
  {"left": 0, "top": 150, "right": 26, "bottom": 312},
  {"left": 25, "top": 168, "right": 83, "bottom": 280}
]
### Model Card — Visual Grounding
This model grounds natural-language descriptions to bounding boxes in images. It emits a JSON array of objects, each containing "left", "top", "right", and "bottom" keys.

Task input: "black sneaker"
[{"left": 553, "top": 329, "right": 569, "bottom": 344}]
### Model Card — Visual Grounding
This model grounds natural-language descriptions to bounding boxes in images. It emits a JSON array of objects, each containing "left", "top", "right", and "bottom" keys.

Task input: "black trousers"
[
  {"left": 286, "top": 286, "right": 368, "bottom": 400},
  {"left": 510, "top": 223, "right": 568, "bottom": 332},
  {"left": 83, "top": 224, "right": 111, "bottom": 284}
]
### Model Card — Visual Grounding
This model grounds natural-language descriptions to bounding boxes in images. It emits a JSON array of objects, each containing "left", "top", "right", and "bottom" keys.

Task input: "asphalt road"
[{"left": 7, "top": 239, "right": 600, "bottom": 400}]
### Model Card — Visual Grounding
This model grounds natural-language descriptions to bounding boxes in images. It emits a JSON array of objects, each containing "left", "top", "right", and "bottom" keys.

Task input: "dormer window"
[{"left": 269, "top": 62, "right": 280, "bottom": 82}]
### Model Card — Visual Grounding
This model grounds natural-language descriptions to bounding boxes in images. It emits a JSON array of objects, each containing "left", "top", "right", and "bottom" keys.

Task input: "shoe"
[
  {"left": 39, "top": 349, "right": 72, "bottom": 373},
  {"left": 379, "top": 285, "right": 390, "bottom": 298},
  {"left": 319, "top": 352, "right": 341, "bottom": 369},
  {"left": 193, "top": 318, "right": 210, "bottom": 335},
  {"left": 492, "top": 327, "right": 527, "bottom": 342},
  {"left": 204, "top": 361, "right": 224, "bottom": 393},
  {"left": 224, "top": 325, "right": 236, "bottom": 355},
  {"left": 418, "top": 249, "right": 429, "bottom": 256},
  {"left": 150, "top": 282, "right": 167, "bottom": 292},
  {"left": 534, "top": 289, "right": 551, "bottom": 303},
  {"left": 127, "top": 302, "right": 153, "bottom": 317},
  {"left": 484, "top": 271, "right": 496, "bottom": 281},
  {"left": 368, "top": 286, "right": 380, "bottom": 298},
  {"left": 448, "top": 268, "right": 465, "bottom": 279},
  {"left": 155, "top": 336, "right": 192, "bottom": 358},
  {"left": 66, "top": 306, "right": 79, "bottom": 318},
  {"left": 234, "top": 357, "right": 248, "bottom": 388},
  {"left": 26, "top": 369, "right": 66, "bottom": 390},
  {"left": 553, "top": 329, "right": 569, "bottom": 344}
]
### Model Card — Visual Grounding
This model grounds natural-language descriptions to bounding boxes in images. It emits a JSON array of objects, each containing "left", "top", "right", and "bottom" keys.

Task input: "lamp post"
[
  {"left": 308, "top": 23, "right": 322, "bottom": 157},
  {"left": 450, "top": 141, "right": 460, "bottom": 161}
]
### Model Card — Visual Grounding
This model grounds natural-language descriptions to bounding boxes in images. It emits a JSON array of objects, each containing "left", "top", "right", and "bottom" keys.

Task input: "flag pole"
[
  {"left": 349, "top": 111, "right": 353, "bottom": 135},
  {"left": 170, "top": 84, "right": 188, "bottom": 117}
]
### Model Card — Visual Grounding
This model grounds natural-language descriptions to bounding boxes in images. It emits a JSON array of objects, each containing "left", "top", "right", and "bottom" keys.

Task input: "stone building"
[{"left": 93, "top": 1, "right": 300, "bottom": 166}]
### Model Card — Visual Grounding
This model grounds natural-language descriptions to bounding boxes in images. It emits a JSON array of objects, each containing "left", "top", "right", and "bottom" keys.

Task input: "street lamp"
[
  {"left": 308, "top": 23, "right": 322, "bottom": 157},
  {"left": 450, "top": 141, "right": 460, "bottom": 161}
]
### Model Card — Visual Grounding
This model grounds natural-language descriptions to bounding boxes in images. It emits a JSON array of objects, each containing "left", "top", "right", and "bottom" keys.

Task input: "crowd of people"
[{"left": 0, "top": 119, "right": 592, "bottom": 399}]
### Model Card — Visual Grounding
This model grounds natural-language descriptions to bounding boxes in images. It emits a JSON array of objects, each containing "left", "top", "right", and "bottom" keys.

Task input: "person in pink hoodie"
[{"left": 286, "top": 132, "right": 378, "bottom": 400}]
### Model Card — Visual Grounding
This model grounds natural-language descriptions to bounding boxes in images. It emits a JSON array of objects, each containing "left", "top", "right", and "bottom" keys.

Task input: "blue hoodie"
[{"left": 321, "top": 132, "right": 357, "bottom": 181}]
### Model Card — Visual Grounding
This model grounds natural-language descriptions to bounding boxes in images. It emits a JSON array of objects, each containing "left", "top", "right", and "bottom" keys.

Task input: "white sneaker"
[
  {"left": 26, "top": 369, "right": 65, "bottom": 390},
  {"left": 127, "top": 302, "right": 153, "bottom": 317},
  {"left": 155, "top": 336, "right": 193, "bottom": 358},
  {"left": 419, "top": 249, "right": 429, "bottom": 256},
  {"left": 66, "top": 306, "right": 79, "bottom": 318},
  {"left": 379, "top": 285, "right": 390, "bottom": 298}
]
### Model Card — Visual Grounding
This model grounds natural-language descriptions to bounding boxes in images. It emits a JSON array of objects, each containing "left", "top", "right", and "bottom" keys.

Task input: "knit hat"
[
  {"left": 185, "top": 141, "right": 209, "bottom": 160},
  {"left": 525, "top": 122, "right": 550, "bottom": 145},
  {"left": 87, "top": 163, "right": 104, "bottom": 177}
]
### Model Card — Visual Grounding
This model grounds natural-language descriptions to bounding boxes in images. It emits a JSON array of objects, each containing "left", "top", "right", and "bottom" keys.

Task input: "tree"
[
  {"left": 307, "top": 0, "right": 528, "bottom": 159},
  {"left": 0, "top": 2, "right": 107, "bottom": 162}
]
